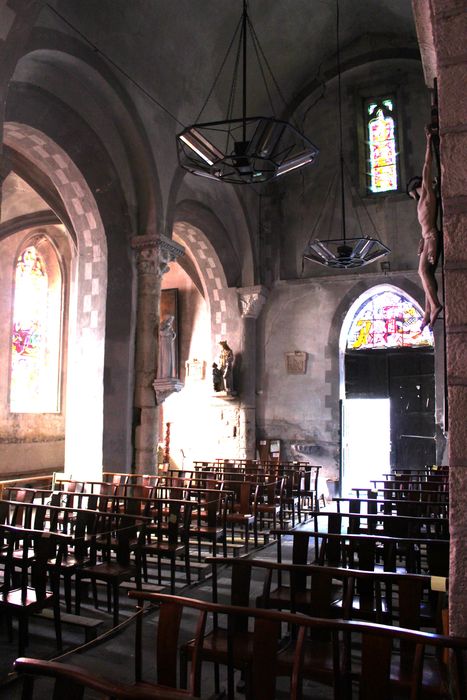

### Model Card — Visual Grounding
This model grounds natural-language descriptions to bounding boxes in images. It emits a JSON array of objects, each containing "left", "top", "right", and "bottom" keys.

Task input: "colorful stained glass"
[
  {"left": 367, "top": 99, "right": 398, "bottom": 193},
  {"left": 10, "top": 246, "right": 49, "bottom": 412},
  {"left": 347, "top": 290, "right": 434, "bottom": 350}
]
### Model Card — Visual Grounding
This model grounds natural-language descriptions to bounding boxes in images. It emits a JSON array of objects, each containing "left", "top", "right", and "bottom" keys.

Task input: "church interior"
[{"left": 0, "top": 0, "right": 466, "bottom": 697}]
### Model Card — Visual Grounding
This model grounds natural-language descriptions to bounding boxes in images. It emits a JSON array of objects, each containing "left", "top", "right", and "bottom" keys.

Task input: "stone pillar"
[
  {"left": 131, "top": 234, "right": 184, "bottom": 473},
  {"left": 237, "top": 286, "right": 268, "bottom": 458},
  {"left": 413, "top": 0, "right": 467, "bottom": 637}
]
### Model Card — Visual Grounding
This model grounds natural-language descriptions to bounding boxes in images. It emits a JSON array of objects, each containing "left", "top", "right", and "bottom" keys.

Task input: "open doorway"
[
  {"left": 341, "top": 398, "right": 390, "bottom": 495},
  {"left": 339, "top": 285, "right": 436, "bottom": 492}
]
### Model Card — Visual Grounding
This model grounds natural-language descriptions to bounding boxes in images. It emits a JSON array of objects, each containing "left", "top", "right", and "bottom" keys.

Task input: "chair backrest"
[
  {"left": 1, "top": 525, "right": 70, "bottom": 598},
  {"left": 14, "top": 657, "right": 193, "bottom": 700},
  {"left": 129, "top": 590, "right": 467, "bottom": 700}
]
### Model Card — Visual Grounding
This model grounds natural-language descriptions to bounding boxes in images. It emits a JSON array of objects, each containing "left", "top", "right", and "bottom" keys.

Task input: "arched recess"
[
  {"left": 4, "top": 122, "right": 107, "bottom": 479},
  {"left": 338, "top": 283, "right": 437, "bottom": 493},
  {"left": 173, "top": 221, "right": 233, "bottom": 358}
]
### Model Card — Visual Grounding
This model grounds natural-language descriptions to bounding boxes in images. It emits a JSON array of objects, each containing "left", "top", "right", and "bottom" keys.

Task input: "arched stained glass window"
[
  {"left": 367, "top": 97, "right": 398, "bottom": 194},
  {"left": 10, "top": 243, "right": 62, "bottom": 413},
  {"left": 347, "top": 288, "right": 433, "bottom": 350}
]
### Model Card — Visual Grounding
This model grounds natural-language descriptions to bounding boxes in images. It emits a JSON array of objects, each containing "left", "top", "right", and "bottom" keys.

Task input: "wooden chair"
[
  {"left": 129, "top": 590, "right": 467, "bottom": 700},
  {"left": 254, "top": 478, "right": 285, "bottom": 545},
  {"left": 14, "top": 657, "right": 197, "bottom": 699},
  {"left": 141, "top": 499, "right": 193, "bottom": 593},
  {"left": 225, "top": 481, "right": 257, "bottom": 551},
  {"left": 189, "top": 491, "right": 228, "bottom": 561},
  {"left": 0, "top": 524, "right": 71, "bottom": 656},
  {"left": 75, "top": 511, "right": 146, "bottom": 626},
  {"left": 180, "top": 556, "right": 256, "bottom": 695}
]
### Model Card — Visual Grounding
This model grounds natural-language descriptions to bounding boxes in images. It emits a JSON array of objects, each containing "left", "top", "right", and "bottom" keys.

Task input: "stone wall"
[{"left": 429, "top": 0, "right": 467, "bottom": 639}]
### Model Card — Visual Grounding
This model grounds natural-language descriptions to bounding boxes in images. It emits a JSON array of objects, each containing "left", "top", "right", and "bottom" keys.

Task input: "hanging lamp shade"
[
  {"left": 304, "top": 237, "right": 391, "bottom": 269},
  {"left": 176, "top": 2, "right": 318, "bottom": 185},
  {"left": 302, "top": 0, "right": 390, "bottom": 269}
]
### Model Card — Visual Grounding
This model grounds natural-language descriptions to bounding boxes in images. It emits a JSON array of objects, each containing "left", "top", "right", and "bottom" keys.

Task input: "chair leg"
[
  {"left": 64, "top": 574, "right": 72, "bottom": 613},
  {"left": 92, "top": 579, "right": 99, "bottom": 609},
  {"left": 107, "top": 582, "right": 112, "bottom": 614},
  {"left": 112, "top": 583, "right": 119, "bottom": 627},
  {"left": 180, "top": 648, "right": 188, "bottom": 689},
  {"left": 53, "top": 600, "right": 63, "bottom": 651},
  {"left": 18, "top": 615, "right": 28, "bottom": 657},
  {"left": 245, "top": 523, "right": 249, "bottom": 552},
  {"left": 170, "top": 559, "right": 176, "bottom": 595},
  {"left": 185, "top": 546, "right": 191, "bottom": 586},
  {"left": 75, "top": 578, "right": 81, "bottom": 616}
]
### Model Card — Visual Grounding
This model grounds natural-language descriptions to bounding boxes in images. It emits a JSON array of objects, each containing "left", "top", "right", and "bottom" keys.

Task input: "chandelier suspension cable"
[
  {"left": 242, "top": 0, "right": 248, "bottom": 141},
  {"left": 343, "top": 160, "right": 381, "bottom": 238},
  {"left": 176, "top": 0, "right": 319, "bottom": 184},
  {"left": 249, "top": 25, "right": 276, "bottom": 116},
  {"left": 336, "top": 0, "right": 346, "bottom": 243},
  {"left": 194, "top": 16, "right": 243, "bottom": 123},
  {"left": 247, "top": 17, "right": 296, "bottom": 125}
]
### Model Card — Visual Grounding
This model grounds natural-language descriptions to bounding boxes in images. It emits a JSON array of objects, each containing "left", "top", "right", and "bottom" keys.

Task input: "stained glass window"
[
  {"left": 347, "top": 289, "right": 434, "bottom": 350},
  {"left": 10, "top": 245, "right": 61, "bottom": 412},
  {"left": 367, "top": 97, "right": 398, "bottom": 194}
]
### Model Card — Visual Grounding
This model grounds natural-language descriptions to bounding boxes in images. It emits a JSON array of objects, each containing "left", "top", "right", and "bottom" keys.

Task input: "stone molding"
[
  {"left": 153, "top": 377, "right": 184, "bottom": 405},
  {"left": 237, "top": 285, "right": 268, "bottom": 319},
  {"left": 131, "top": 234, "right": 185, "bottom": 276}
]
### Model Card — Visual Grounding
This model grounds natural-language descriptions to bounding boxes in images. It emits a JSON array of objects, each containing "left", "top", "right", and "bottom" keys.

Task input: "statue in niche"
[
  {"left": 158, "top": 315, "right": 176, "bottom": 378},
  {"left": 212, "top": 362, "right": 224, "bottom": 392},
  {"left": 219, "top": 340, "right": 234, "bottom": 394}
]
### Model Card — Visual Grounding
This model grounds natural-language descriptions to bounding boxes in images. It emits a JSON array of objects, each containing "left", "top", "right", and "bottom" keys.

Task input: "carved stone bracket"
[
  {"left": 153, "top": 377, "right": 184, "bottom": 405},
  {"left": 237, "top": 285, "right": 268, "bottom": 319},
  {"left": 131, "top": 233, "right": 185, "bottom": 276}
]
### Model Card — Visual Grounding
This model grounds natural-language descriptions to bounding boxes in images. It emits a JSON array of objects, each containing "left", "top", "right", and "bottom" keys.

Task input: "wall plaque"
[{"left": 285, "top": 351, "right": 307, "bottom": 375}]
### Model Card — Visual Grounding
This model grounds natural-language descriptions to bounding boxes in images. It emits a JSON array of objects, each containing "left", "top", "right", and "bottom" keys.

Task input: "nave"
[{"left": 0, "top": 462, "right": 464, "bottom": 699}]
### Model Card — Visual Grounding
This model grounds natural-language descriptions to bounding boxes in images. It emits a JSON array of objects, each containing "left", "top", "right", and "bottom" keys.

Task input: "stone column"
[
  {"left": 237, "top": 286, "right": 268, "bottom": 458},
  {"left": 413, "top": 0, "right": 467, "bottom": 637},
  {"left": 131, "top": 234, "right": 184, "bottom": 473}
]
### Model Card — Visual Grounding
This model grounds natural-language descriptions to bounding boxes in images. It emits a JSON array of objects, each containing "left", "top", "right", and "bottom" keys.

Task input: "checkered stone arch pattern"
[{"left": 174, "top": 221, "right": 229, "bottom": 344}]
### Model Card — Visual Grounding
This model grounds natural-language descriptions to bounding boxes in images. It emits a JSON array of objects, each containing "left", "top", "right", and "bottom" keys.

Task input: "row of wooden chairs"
[{"left": 14, "top": 584, "right": 466, "bottom": 700}]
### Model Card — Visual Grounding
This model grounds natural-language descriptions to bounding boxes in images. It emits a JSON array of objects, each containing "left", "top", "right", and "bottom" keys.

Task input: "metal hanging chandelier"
[
  {"left": 176, "top": 1, "right": 319, "bottom": 185},
  {"left": 303, "top": 0, "right": 390, "bottom": 269}
]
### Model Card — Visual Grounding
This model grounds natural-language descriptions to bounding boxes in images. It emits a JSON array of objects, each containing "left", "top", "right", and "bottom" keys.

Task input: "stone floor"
[{"left": 0, "top": 526, "right": 333, "bottom": 699}]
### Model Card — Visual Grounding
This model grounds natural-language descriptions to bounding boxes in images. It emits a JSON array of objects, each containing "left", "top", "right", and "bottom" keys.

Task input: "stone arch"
[
  {"left": 173, "top": 221, "right": 233, "bottom": 358},
  {"left": 322, "top": 275, "right": 428, "bottom": 464},
  {"left": 4, "top": 121, "right": 107, "bottom": 478},
  {"left": 338, "top": 282, "right": 433, "bottom": 395}
]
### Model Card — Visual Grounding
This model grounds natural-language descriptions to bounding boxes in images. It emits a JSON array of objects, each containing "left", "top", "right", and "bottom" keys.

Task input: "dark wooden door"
[{"left": 345, "top": 348, "right": 435, "bottom": 468}]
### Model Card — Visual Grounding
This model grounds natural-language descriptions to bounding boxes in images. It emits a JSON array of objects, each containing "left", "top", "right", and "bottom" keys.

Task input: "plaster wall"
[{"left": 257, "top": 271, "right": 440, "bottom": 484}]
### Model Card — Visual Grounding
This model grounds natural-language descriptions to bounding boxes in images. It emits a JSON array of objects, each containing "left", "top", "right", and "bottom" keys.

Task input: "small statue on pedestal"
[
  {"left": 211, "top": 340, "right": 235, "bottom": 396},
  {"left": 212, "top": 362, "right": 224, "bottom": 392},
  {"left": 158, "top": 315, "right": 176, "bottom": 378}
]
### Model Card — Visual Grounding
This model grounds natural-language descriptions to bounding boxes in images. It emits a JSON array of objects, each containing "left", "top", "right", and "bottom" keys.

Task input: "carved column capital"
[
  {"left": 131, "top": 233, "right": 185, "bottom": 276},
  {"left": 237, "top": 285, "right": 268, "bottom": 319}
]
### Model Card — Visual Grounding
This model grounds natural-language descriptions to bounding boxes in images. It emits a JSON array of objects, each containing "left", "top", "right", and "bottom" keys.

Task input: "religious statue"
[
  {"left": 158, "top": 315, "right": 176, "bottom": 378},
  {"left": 219, "top": 340, "right": 234, "bottom": 394},
  {"left": 406, "top": 126, "right": 443, "bottom": 330},
  {"left": 212, "top": 362, "right": 224, "bottom": 392}
]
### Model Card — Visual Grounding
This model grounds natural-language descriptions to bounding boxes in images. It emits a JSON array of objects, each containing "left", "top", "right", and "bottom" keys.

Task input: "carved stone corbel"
[
  {"left": 237, "top": 285, "right": 268, "bottom": 319},
  {"left": 153, "top": 377, "right": 184, "bottom": 405}
]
